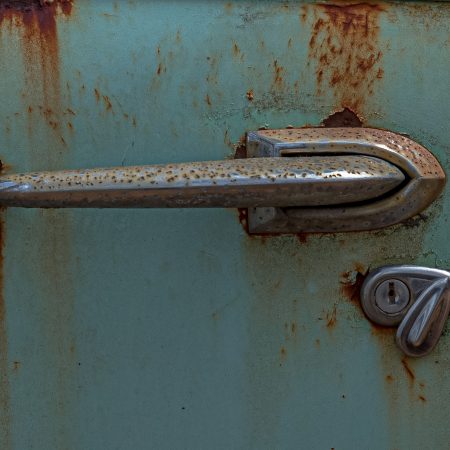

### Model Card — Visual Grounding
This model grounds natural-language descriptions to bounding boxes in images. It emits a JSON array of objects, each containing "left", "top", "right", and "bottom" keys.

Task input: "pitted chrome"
[
  {"left": 0, "top": 127, "right": 444, "bottom": 234},
  {"left": 247, "top": 127, "right": 445, "bottom": 233},
  {"left": 0, "top": 156, "right": 403, "bottom": 208}
]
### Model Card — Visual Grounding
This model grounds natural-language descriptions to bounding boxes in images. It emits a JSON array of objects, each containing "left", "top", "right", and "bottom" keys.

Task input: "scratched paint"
[{"left": 0, "top": 1, "right": 449, "bottom": 449}]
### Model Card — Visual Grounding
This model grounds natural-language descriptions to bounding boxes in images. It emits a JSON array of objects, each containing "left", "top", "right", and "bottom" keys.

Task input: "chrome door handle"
[
  {"left": 0, "top": 127, "right": 445, "bottom": 233},
  {"left": 0, "top": 156, "right": 403, "bottom": 208},
  {"left": 361, "top": 266, "right": 450, "bottom": 357}
]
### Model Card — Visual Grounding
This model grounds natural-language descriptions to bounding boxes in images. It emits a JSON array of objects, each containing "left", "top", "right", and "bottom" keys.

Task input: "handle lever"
[
  {"left": 0, "top": 127, "right": 445, "bottom": 234},
  {"left": 397, "top": 277, "right": 450, "bottom": 356},
  {"left": 0, "top": 155, "right": 402, "bottom": 209}
]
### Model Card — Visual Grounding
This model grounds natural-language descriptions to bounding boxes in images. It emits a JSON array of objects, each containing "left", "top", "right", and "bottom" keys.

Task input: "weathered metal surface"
[
  {"left": 0, "top": 1, "right": 449, "bottom": 450},
  {"left": 0, "top": 155, "right": 404, "bottom": 208},
  {"left": 248, "top": 127, "right": 445, "bottom": 233}
]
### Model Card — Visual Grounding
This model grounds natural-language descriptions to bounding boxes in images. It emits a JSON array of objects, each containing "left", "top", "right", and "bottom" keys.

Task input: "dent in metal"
[{"left": 247, "top": 127, "right": 446, "bottom": 233}]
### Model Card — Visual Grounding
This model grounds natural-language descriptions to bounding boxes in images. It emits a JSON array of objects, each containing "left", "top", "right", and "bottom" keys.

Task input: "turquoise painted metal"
[{"left": 0, "top": 1, "right": 449, "bottom": 449}]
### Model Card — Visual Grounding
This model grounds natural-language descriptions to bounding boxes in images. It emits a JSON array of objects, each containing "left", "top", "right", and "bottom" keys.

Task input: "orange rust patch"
[
  {"left": 232, "top": 41, "right": 240, "bottom": 56},
  {"left": 234, "top": 135, "right": 247, "bottom": 159},
  {"left": 238, "top": 208, "right": 249, "bottom": 233},
  {"left": 300, "top": 5, "right": 308, "bottom": 22},
  {"left": 272, "top": 60, "right": 284, "bottom": 88},
  {"left": 340, "top": 265, "right": 368, "bottom": 306},
  {"left": 246, "top": 89, "right": 254, "bottom": 101},
  {"left": 322, "top": 107, "right": 363, "bottom": 127},
  {"left": 0, "top": 0, "right": 73, "bottom": 124},
  {"left": 307, "top": 3, "right": 385, "bottom": 111},
  {"left": 291, "top": 322, "right": 297, "bottom": 335},
  {"left": 401, "top": 357, "right": 416, "bottom": 382},
  {"left": 102, "top": 95, "right": 112, "bottom": 111},
  {"left": 326, "top": 305, "right": 337, "bottom": 328},
  {"left": 94, "top": 88, "right": 100, "bottom": 103}
]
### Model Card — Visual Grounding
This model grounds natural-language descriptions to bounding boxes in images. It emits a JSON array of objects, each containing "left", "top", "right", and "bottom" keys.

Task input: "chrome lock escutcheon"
[{"left": 361, "top": 265, "right": 450, "bottom": 357}]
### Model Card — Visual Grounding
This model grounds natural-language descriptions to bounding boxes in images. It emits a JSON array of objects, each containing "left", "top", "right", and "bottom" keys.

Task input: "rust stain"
[
  {"left": 418, "top": 395, "right": 426, "bottom": 403},
  {"left": 246, "top": 89, "right": 254, "bottom": 101},
  {"left": 401, "top": 357, "right": 416, "bottom": 383},
  {"left": 232, "top": 41, "right": 240, "bottom": 56},
  {"left": 296, "top": 233, "right": 308, "bottom": 244},
  {"left": 291, "top": 322, "right": 297, "bottom": 335},
  {"left": 94, "top": 88, "right": 100, "bottom": 103},
  {"left": 300, "top": 5, "right": 307, "bottom": 23},
  {"left": 340, "top": 265, "right": 368, "bottom": 306},
  {"left": 238, "top": 208, "right": 249, "bottom": 233},
  {"left": 272, "top": 60, "right": 284, "bottom": 89},
  {"left": 0, "top": 210, "right": 10, "bottom": 449},
  {"left": 307, "top": 2, "right": 385, "bottom": 111},
  {"left": 0, "top": 0, "right": 74, "bottom": 137},
  {"left": 322, "top": 107, "right": 363, "bottom": 127},
  {"left": 205, "top": 94, "right": 212, "bottom": 107},
  {"left": 326, "top": 304, "right": 337, "bottom": 328},
  {"left": 102, "top": 95, "right": 112, "bottom": 111},
  {"left": 234, "top": 135, "right": 247, "bottom": 159},
  {"left": 280, "top": 346, "right": 287, "bottom": 362},
  {"left": 224, "top": 2, "right": 233, "bottom": 14},
  {"left": 386, "top": 374, "right": 394, "bottom": 383}
]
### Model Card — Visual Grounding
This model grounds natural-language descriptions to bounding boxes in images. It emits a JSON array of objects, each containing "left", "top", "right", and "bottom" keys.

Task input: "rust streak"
[
  {"left": 0, "top": 0, "right": 74, "bottom": 134},
  {"left": 401, "top": 357, "right": 416, "bottom": 382},
  {"left": 340, "top": 265, "right": 368, "bottom": 305},
  {"left": 326, "top": 305, "right": 337, "bottom": 328},
  {"left": 94, "top": 88, "right": 100, "bottom": 103},
  {"left": 232, "top": 41, "right": 240, "bottom": 57},
  {"left": 102, "top": 95, "right": 112, "bottom": 111},
  {"left": 307, "top": 2, "right": 385, "bottom": 112}
]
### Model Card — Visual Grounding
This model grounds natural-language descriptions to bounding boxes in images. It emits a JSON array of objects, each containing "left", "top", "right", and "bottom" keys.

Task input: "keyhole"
[{"left": 388, "top": 282, "right": 397, "bottom": 304}]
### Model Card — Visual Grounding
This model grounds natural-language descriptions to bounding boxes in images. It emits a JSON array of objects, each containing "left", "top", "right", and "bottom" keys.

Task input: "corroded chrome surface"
[
  {"left": 247, "top": 127, "right": 446, "bottom": 233},
  {"left": 0, "top": 156, "right": 402, "bottom": 208}
]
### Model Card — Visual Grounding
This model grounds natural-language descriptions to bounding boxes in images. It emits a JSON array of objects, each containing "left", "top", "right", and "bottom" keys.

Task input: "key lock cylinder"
[{"left": 361, "top": 267, "right": 450, "bottom": 357}]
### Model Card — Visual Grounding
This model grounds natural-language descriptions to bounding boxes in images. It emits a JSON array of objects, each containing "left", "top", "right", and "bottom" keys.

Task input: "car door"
[{"left": 0, "top": 1, "right": 449, "bottom": 449}]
